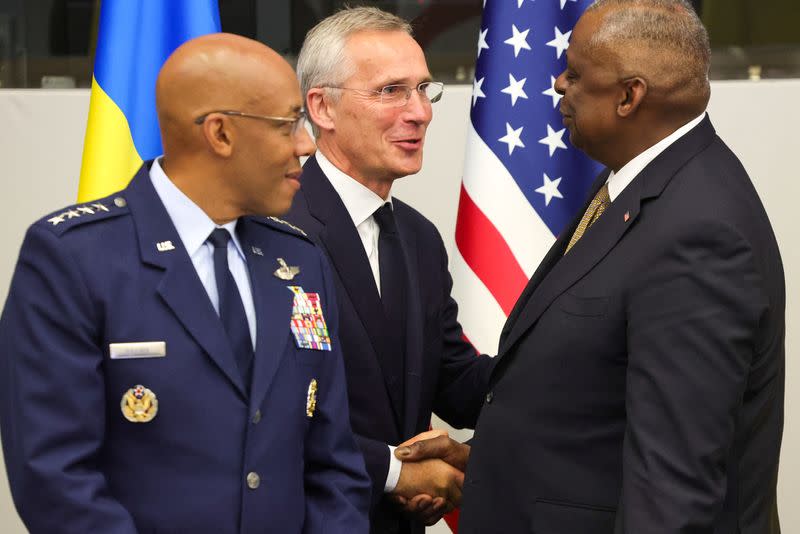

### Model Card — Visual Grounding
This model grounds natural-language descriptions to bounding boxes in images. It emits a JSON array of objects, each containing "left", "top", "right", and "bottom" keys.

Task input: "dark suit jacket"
[
  {"left": 459, "top": 116, "right": 784, "bottom": 534},
  {"left": 286, "top": 156, "right": 495, "bottom": 533},
  {"left": 0, "top": 165, "right": 371, "bottom": 533}
]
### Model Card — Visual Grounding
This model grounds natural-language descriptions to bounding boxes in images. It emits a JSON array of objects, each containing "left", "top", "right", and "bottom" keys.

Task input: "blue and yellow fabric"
[{"left": 78, "top": 0, "right": 221, "bottom": 202}]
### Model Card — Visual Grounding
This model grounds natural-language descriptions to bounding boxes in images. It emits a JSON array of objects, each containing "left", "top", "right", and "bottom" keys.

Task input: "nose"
[
  {"left": 554, "top": 70, "right": 567, "bottom": 95},
  {"left": 294, "top": 127, "right": 316, "bottom": 157},
  {"left": 402, "top": 89, "right": 433, "bottom": 124}
]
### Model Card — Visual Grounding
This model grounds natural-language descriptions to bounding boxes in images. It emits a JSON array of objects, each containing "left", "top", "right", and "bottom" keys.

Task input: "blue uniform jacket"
[{"left": 0, "top": 165, "right": 371, "bottom": 533}]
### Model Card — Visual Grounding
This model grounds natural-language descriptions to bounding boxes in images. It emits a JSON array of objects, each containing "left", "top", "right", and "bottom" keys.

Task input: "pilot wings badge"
[{"left": 273, "top": 258, "right": 300, "bottom": 281}]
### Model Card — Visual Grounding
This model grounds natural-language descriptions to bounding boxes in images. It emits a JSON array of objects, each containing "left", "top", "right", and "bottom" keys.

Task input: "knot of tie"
[
  {"left": 207, "top": 228, "right": 232, "bottom": 249},
  {"left": 373, "top": 202, "right": 397, "bottom": 234}
]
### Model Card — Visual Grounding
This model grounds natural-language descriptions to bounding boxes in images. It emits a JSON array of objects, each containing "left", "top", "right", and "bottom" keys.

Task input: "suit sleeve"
[
  {"left": 303, "top": 251, "right": 371, "bottom": 534},
  {"left": 0, "top": 225, "right": 138, "bottom": 534},
  {"left": 617, "top": 221, "right": 767, "bottom": 533},
  {"left": 431, "top": 232, "right": 496, "bottom": 429},
  {"left": 352, "top": 433, "right": 392, "bottom": 507}
]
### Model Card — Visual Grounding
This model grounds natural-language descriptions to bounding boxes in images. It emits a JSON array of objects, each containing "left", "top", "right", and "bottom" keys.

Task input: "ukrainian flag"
[{"left": 78, "top": 0, "right": 221, "bottom": 202}]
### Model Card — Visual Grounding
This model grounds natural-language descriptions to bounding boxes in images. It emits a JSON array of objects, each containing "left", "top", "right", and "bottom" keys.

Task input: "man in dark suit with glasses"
[{"left": 286, "top": 6, "right": 495, "bottom": 533}]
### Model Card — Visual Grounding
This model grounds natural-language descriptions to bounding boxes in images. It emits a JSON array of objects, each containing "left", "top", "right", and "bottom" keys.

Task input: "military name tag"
[
  {"left": 288, "top": 286, "right": 332, "bottom": 351},
  {"left": 109, "top": 341, "right": 166, "bottom": 359}
]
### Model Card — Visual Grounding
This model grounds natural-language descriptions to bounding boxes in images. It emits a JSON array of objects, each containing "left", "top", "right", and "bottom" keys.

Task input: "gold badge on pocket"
[
  {"left": 121, "top": 385, "right": 158, "bottom": 423},
  {"left": 306, "top": 379, "right": 318, "bottom": 418}
]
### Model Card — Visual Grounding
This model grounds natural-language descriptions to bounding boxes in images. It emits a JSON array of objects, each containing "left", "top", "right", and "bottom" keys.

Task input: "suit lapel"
[
  {"left": 124, "top": 167, "right": 247, "bottom": 400},
  {"left": 499, "top": 170, "right": 610, "bottom": 348},
  {"left": 498, "top": 176, "right": 642, "bottom": 357},
  {"left": 299, "top": 157, "right": 405, "bottom": 430},
  {"left": 237, "top": 219, "right": 295, "bottom": 408},
  {"left": 497, "top": 116, "right": 718, "bottom": 360}
]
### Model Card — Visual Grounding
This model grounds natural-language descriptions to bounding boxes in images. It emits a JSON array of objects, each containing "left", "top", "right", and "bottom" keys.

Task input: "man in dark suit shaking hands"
[
  {"left": 402, "top": 1, "right": 785, "bottom": 532},
  {"left": 285, "top": 6, "right": 495, "bottom": 533}
]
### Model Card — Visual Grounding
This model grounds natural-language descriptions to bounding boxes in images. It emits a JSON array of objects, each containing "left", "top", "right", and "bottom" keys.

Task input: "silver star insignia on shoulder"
[
  {"left": 48, "top": 214, "right": 66, "bottom": 226},
  {"left": 273, "top": 258, "right": 300, "bottom": 280}
]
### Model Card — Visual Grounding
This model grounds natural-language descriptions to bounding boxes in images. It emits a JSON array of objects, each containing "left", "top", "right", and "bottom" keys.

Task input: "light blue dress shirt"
[{"left": 149, "top": 158, "right": 257, "bottom": 350}]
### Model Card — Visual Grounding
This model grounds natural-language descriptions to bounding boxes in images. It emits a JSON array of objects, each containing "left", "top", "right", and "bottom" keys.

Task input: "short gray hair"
[
  {"left": 297, "top": 7, "right": 412, "bottom": 106},
  {"left": 587, "top": 0, "right": 710, "bottom": 97}
]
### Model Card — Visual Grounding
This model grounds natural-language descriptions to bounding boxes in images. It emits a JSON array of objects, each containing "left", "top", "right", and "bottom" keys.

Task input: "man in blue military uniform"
[{"left": 0, "top": 33, "right": 371, "bottom": 533}]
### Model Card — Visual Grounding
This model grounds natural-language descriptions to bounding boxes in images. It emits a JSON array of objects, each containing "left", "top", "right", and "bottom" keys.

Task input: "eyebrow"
[{"left": 375, "top": 76, "right": 434, "bottom": 87}]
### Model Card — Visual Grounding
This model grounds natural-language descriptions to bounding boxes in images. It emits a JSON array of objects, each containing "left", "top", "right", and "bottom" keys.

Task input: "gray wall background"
[{"left": 0, "top": 82, "right": 797, "bottom": 532}]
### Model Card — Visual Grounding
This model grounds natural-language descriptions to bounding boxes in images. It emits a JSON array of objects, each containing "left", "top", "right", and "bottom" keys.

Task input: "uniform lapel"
[
  {"left": 300, "top": 157, "right": 405, "bottom": 430},
  {"left": 237, "top": 219, "right": 295, "bottom": 409},
  {"left": 124, "top": 166, "right": 247, "bottom": 400}
]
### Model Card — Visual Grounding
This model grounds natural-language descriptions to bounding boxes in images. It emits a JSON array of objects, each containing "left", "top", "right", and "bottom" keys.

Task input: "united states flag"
[{"left": 451, "top": 0, "right": 601, "bottom": 359}]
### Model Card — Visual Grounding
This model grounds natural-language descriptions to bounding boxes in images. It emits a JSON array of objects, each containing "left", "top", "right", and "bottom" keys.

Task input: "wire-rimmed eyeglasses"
[
  {"left": 193, "top": 109, "right": 308, "bottom": 136},
  {"left": 323, "top": 81, "right": 444, "bottom": 107}
]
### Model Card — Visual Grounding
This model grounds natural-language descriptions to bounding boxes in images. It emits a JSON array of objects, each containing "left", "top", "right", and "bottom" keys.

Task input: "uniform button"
[
  {"left": 113, "top": 197, "right": 127, "bottom": 208},
  {"left": 485, "top": 391, "right": 494, "bottom": 404},
  {"left": 246, "top": 472, "right": 260, "bottom": 489},
  {"left": 252, "top": 410, "right": 261, "bottom": 424}
]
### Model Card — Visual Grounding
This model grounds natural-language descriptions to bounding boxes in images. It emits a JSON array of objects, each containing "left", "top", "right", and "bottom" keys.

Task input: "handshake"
[{"left": 390, "top": 430, "right": 471, "bottom": 526}]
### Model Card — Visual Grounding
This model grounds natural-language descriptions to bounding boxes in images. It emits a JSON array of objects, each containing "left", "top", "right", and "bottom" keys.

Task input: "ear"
[
  {"left": 617, "top": 77, "right": 647, "bottom": 118},
  {"left": 201, "top": 115, "right": 234, "bottom": 158},
  {"left": 306, "top": 88, "right": 336, "bottom": 133}
]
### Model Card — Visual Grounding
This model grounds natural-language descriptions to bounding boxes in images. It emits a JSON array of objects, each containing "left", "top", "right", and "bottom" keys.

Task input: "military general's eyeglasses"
[
  {"left": 193, "top": 109, "right": 308, "bottom": 136},
  {"left": 324, "top": 81, "right": 444, "bottom": 107}
]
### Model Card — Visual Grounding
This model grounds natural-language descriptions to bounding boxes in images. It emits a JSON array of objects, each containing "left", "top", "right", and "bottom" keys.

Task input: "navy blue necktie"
[
  {"left": 208, "top": 228, "right": 253, "bottom": 392},
  {"left": 373, "top": 203, "right": 407, "bottom": 399}
]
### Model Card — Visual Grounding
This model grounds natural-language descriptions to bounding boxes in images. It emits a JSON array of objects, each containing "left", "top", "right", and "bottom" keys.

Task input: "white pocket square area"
[{"left": 109, "top": 342, "right": 166, "bottom": 359}]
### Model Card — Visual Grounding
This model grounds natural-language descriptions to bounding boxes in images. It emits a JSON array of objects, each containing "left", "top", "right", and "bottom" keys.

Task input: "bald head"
[
  {"left": 153, "top": 33, "right": 314, "bottom": 223},
  {"left": 584, "top": 0, "right": 711, "bottom": 116},
  {"left": 156, "top": 33, "right": 297, "bottom": 158}
]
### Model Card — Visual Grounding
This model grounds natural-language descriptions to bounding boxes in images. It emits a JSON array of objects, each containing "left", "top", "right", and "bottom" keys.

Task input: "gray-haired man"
[{"left": 285, "top": 7, "right": 495, "bottom": 534}]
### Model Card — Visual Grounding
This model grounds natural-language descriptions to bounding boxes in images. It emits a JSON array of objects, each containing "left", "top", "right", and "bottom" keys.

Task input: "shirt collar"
[
  {"left": 315, "top": 150, "right": 392, "bottom": 226},
  {"left": 607, "top": 112, "right": 706, "bottom": 201},
  {"left": 149, "top": 157, "right": 245, "bottom": 257}
]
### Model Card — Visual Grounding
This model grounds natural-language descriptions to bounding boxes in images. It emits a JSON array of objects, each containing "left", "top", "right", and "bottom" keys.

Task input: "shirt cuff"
[{"left": 384, "top": 445, "right": 402, "bottom": 492}]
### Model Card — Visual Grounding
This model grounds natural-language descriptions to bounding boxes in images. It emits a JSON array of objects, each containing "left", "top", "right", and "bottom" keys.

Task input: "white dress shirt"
[
  {"left": 606, "top": 112, "right": 706, "bottom": 201},
  {"left": 316, "top": 151, "right": 395, "bottom": 296},
  {"left": 315, "top": 151, "right": 402, "bottom": 492},
  {"left": 149, "top": 158, "right": 257, "bottom": 350}
]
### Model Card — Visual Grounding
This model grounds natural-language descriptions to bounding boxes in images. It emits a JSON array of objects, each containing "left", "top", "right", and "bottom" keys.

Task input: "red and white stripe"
[{"left": 453, "top": 123, "right": 555, "bottom": 355}]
